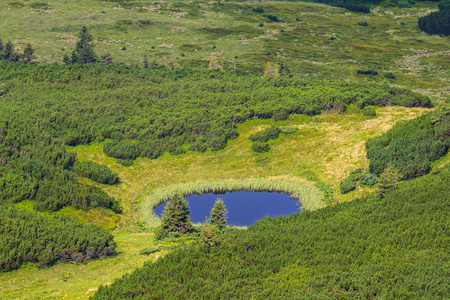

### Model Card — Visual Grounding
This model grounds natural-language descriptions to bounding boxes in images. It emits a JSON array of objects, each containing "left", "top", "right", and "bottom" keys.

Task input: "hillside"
[
  {"left": 0, "top": 0, "right": 449, "bottom": 299},
  {"left": 93, "top": 160, "right": 450, "bottom": 299}
]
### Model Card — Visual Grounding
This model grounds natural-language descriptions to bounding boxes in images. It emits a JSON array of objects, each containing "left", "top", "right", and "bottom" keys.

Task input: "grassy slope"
[{"left": 0, "top": 0, "right": 448, "bottom": 99}]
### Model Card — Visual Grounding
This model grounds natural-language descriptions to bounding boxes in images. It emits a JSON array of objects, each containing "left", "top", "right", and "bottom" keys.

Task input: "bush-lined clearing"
[
  {"left": 70, "top": 105, "right": 430, "bottom": 229},
  {"left": 0, "top": 0, "right": 448, "bottom": 98},
  {"left": 0, "top": 106, "right": 428, "bottom": 299}
]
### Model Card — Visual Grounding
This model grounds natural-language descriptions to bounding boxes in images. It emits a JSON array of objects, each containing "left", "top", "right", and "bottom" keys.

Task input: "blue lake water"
[{"left": 153, "top": 191, "right": 302, "bottom": 227}]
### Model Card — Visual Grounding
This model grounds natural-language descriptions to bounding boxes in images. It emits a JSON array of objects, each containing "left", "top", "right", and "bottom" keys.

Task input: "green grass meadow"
[{"left": 0, "top": 0, "right": 448, "bottom": 99}]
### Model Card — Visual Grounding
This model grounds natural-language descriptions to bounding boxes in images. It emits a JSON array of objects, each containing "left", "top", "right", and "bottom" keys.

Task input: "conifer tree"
[
  {"left": 210, "top": 198, "right": 227, "bottom": 229},
  {"left": 0, "top": 39, "right": 3, "bottom": 56},
  {"left": 70, "top": 50, "right": 79, "bottom": 64},
  {"left": 23, "top": 43, "right": 34, "bottom": 63},
  {"left": 3, "top": 41, "right": 19, "bottom": 62},
  {"left": 150, "top": 57, "right": 159, "bottom": 70},
  {"left": 378, "top": 163, "right": 401, "bottom": 199},
  {"left": 143, "top": 53, "right": 149, "bottom": 69},
  {"left": 63, "top": 53, "right": 70, "bottom": 64},
  {"left": 200, "top": 218, "right": 216, "bottom": 254},
  {"left": 160, "top": 194, "right": 193, "bottom": 234},
  {"left": 75, "top": 26, "right": 97, "bottom": 64},
  {"left": 100, "top": 49, "right": 113, "bottom": 65}
]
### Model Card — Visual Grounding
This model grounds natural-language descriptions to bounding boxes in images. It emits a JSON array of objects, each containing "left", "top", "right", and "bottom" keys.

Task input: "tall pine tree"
[
  {"left": 23, "top": 43, "right": 34, "bottom": 63},
  {"left": 3, "top": 41, "right": 19, "bottom": 62},
  {"left": 75, "top": 26, "right": 97, "bottom": 64},
  {"left": 160, "top": 194, "right": 193, "bottom": 234},
  {"left": 210, "top": 198, "right": 227, "bottom": 229}
]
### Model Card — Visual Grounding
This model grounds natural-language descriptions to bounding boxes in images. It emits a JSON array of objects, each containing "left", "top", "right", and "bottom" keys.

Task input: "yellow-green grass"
[
  {"left": 0, "top": 106, "right": 430, "bottom": 300},
  {"left": 0, "top": 0, "right": 448, "bottom": 99},
  {"left": 0, "top": 232, "right": 171, "bottom": 300}
]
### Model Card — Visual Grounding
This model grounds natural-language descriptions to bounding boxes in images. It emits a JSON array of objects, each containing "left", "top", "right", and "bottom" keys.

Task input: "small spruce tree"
[
  {"left": 100, "top": 49, "right": 113, "bottom": 65},
  {"left": 378, "top": 163, "right": 401, "bottom": 199},
  {"left": 0, "top": 39, "right": 4, "bottom": 56},
  {"left": 150, "top": 57, "right": 159, "bottom": 70},
  {"left": 200, "top": 218, "right": 216, "bottom": 254},
  {"left": 23, "top": 43, "right": 34, "bottom": 63},
  {"left": 143, "top": 53, "right": 149, "bottom": 69},
  {"left": 210, "top": 198, "right": 227, "bottom": 229},
  {"left": 75, "top": 26, "right": 97, "bottom": 64},
  {"left": 70, "top": 50, "right": 79, "bottom": 64},
  {"left": 63, "top": 54, "right": 70, "bottom": 64},
  {"left": 3, "top": 41, "right": 19, "bottom": 62},
  {"left": 160, "top": 194, "right": 193, "bottom": 234}
]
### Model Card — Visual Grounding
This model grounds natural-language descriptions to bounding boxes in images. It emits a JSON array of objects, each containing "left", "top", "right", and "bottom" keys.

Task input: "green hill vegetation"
[
  {"left": 0, "top": 0, "right": 449, "bottom": 298},
  {"left": 92, "top": 162, "right": 450, "bottom": 299}
]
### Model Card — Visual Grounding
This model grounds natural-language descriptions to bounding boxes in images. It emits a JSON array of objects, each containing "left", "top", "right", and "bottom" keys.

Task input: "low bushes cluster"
[
  {"left": 366, "top": 106, "right": 450, "bottom": 179},
  {"left": 73, "top": 161, "right": 119, "bottom": 185},
  {"left": 340, "top": 168, "right": 378, "bottom": 194},
  {"left": 0, "top": 205, "right": 116, "bottom": 271},
  {"left": 340, "top": 168, "right": 362, "bottom": 194},
  {"left": 249, "top": 125, "right": 281, "bottom": 142},
  {"left": 383, "top": 72, "right": 396, "bottom": 79},
  {"left": 315, "top": 0, "right": 371, "bottom": 13},
  {"left": 357, "top": 69, "right": 378, "bottom": 75},
  {"left": 0, "top": 113, "right": 120, "bottom": 212},
  {"left": 104, "top": 141, "right": 140, "bottom": 160},
  {"left": 252, "top": 141, "right": 270, "bottom": 153},
  {"left": 362, "top": 106, "right": 376, "bottom": 117}
]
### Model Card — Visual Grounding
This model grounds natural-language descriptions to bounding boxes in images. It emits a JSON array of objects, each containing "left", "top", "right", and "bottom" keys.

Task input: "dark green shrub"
[
  {"left": 249, "top": 125, "right": 281, "bottom": 142},
  {"left": 117, "top": 159, "right": 134, "bottom": 166},
  {"left": 383, "top": 72, "right": 396, "bottom": 79},
  {"left": 362, "top": 107, "right": 376, "bottom": 117},
  {"left": 104, "top": 140, "right": 139, "bottom": 160},
  {"left": 169, "top": 146, "right": 187, "bottom": 155},
  {"left": 398, "top": 2, "right": 412, "bottom": 8},
  {"left": 279, "top": 126, "right": 298, "bottom": 134},
  {"left": 357, "top": 21, "right": 368, "bottom": 26},
  {"left": 252, "top": 7, "right": 265, "bottom": 13},
  {"left": 357, "top": 69, "right": 378, "bottom": 75},
  {"left": 340, "top": 168, "right": 362, "bottom": 194},
  {"left": 74, "top": 161, "right": 119, "bottom": 185},
  {"left": 264, "top": 14, "right": 279, "bottom": 22},
  {"left": 252, "top": 141, "right": 270, "bottom": 153},
  {"left": 361, "top": 170, "right": 378, "bottom": 186}
]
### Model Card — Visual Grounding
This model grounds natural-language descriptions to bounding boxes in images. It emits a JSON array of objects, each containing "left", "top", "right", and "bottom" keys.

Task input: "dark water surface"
[{"left": 153, "top": 191, "right": 302, "bottom": 227}]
